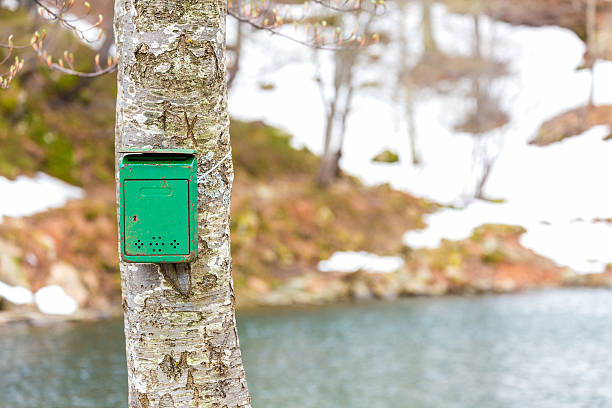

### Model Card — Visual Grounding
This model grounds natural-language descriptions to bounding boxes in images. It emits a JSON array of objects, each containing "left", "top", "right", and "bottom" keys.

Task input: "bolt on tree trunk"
[{"left": 114, "top": 1, "right": 251, "bottom": 407}]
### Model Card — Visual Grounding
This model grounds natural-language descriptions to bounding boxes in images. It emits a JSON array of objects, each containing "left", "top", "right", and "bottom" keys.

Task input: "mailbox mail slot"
[{"left": 119, "top": 150, "right": 198, "bottom": 263}]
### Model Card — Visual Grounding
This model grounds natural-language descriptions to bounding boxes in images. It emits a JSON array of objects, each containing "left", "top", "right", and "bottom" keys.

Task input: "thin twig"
[
  {"left": 47, "top": 60, "right": 117, "bottom": 77},
  {"left": 228, "top": 10, "right": 374, "bottom": 50}
]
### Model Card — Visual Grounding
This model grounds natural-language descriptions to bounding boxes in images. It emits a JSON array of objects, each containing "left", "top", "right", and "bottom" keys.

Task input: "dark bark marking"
[
  {"left": 137, "top": 393, "right": 150, "bottom": 408},
  {"left": 214, "top": 379, "right": 229, "bottom": 399},
  {"left": 159, "top": 354, "right": 176, "bottom": 380},
  {"left": 186, "top": 368, "right": 195, "bottom": 389},
  {"left": 193, "top": 386, "right": 202, "bottom": 405},
  {"left": 184, "top": 111, "right": 198, "bottom": 142},
  {"left": 159, "top": 352, "right": 188, "bottom": 382},
  {"left": 201, "top": 273, "right": 218, "bottom": 291},
  {"left": 158, "top": 393, "right": 174, "bottom": 408},
  {"left": 158, "top": 102, "right": 171, "bottom": 131}
]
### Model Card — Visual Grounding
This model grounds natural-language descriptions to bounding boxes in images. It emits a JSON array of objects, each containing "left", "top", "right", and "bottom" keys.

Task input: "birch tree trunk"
[{"left": 114, "top": 1, "right": 251, "bottom": 407}]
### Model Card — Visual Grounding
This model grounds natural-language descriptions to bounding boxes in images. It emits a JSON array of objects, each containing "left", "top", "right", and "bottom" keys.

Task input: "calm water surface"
[{"left": 1, "top": 289, "right": 612, "bottom": 407}]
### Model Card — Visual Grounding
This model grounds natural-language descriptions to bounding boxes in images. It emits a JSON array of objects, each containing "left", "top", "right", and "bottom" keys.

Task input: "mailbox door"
[{"left": 123, "top": 179, "right": 190, "bottom": 257}]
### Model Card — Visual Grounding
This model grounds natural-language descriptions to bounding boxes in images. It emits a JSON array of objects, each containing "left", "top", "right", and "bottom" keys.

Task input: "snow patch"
[
  {"left": 0, "top": 281, "right": 33, "bottom": 305},
  {"left": 0, "top": 0, "right": 18, "bottom": 11},
  {"left": 318, "top": 251, "right": 404, "bottom": 274},
  {"left": 404, "top": 127, "right": 612, "bottom": 274},
  {"left": 0, "top": 172, "right": 83, "bottom": 222},
  {"left": 34, "top": 285, "right": 78, "bottom": 315}
]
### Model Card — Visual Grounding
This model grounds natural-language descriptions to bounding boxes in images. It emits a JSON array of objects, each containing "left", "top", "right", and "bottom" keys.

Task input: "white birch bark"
[{"left": 114, "top": 1, "right": 251, "bottom": 406}]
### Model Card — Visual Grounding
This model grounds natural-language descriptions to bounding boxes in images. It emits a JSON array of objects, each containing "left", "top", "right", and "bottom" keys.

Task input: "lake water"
[{"left": 2, "top": 289, "right": 612, "bottom": 407}]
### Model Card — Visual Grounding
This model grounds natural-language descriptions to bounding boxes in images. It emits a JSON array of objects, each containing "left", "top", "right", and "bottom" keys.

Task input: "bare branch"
[
  {"left": 47, "top": 60, "right": 117, "bottom": 77},
  {"left": 33, "top": 0, "right": 102, "bottom": 44},
  {"left": 308, "top": 0, "right": 364, "bottom": 13},
  {"left": 228, "top": 9, "right": 380, "bottom": 50}
]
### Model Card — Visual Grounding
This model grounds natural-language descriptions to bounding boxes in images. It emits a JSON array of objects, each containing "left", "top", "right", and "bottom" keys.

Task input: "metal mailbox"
[{"left": 119, "top": 149, "right": 198, "bottom": 263}]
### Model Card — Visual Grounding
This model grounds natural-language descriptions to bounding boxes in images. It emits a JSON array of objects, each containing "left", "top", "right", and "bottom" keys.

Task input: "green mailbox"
[{"left": 119, "top": 149, "right": 198, "bottom": 263}]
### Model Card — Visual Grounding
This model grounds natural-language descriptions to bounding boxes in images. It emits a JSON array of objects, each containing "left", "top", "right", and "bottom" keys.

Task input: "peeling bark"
[{"left": 114, "top": 1, "right": 251, "bottom": 406}]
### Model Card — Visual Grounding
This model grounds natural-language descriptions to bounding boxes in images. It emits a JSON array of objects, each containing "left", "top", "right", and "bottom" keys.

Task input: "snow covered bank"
[
  {"left": 0, "top": 174, "right": 83, "bottom": 314},
  {"left": 0, "top": 281, "right": 33, "bottom": 305},
  {"left": 0, "top": 172, "right": 83, "bottom": 223},
  {"left": 0, "top": 281, "right": 78, "bottom": 315},
  {"left": 228, "top": 4, "right": 612, "bottom": 274},
  {"left": 404, "top": 126, "right": 612, "bottom": 274},
  {"left": 34, "top": 285, "right": 78, "bottom": 315},
  {"left": 318, "top": 251, "right": 404, "bottom": 274}
]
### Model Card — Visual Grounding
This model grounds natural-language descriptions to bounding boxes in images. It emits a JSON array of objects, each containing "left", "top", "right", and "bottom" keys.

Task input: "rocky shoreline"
[
  {"left": 2, "top": 274, "right": 611, "bottom": 328},
  {"left": 3, "top": 221, "right": 612, "bottom": 328},
  {"left": 238, "top": 267, "right": 612, "bottom": 308},
  {"left": 0, "top": 304, "right": 122, "bottom": 329}
]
